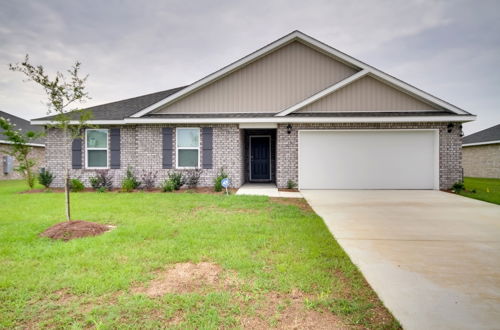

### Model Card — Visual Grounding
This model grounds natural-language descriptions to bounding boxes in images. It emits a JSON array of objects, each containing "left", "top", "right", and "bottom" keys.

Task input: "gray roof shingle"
[
  {"left": 0, "top": 110, "right": 45, "bottom": 145},
  {"left": 33, "top": 86, "right": 186, "bottom": 121},
  {"left": 462, "top": 124, "right": 500, "bottom": 145}
]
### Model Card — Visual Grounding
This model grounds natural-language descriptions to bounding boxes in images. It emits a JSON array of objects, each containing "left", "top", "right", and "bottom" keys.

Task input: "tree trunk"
[{"left": 65, "top": 168, "right": 71, "bottom": 221}]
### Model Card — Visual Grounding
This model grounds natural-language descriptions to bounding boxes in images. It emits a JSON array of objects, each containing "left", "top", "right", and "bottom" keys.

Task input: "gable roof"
[
  {"left": 131, "top": 30, "right": 471, "bottom": 118},
  {"left": 463, "top": 124, "right": 500, "bottom": 146},
  {"left": 0, "top": 110, "right": 45, "bottom": 145},
  {"left": 32, "top": 86, "right": 186, "bottom": 122}
]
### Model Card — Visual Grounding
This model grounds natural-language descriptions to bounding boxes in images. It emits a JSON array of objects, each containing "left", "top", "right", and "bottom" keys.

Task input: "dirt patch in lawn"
[
  {"left": 133, "top": 262, "right": 237, "bottom": 297},
  {"left": 40, "top": 220, "right": 114, "bottom": 241},
  {"left": 270, "top": 197, "right": 313, "bottom": 212},
  {"left": 240, "top": 291, "right": 345, "bottom": 329}
]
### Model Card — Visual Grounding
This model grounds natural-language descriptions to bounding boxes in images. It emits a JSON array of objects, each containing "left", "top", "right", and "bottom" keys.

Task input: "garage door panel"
[{"left": 299, "top": 130, "right": 437, "bottom": 189}]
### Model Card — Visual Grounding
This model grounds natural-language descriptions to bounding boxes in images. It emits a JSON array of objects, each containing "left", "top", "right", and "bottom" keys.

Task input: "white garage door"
[{"left": 298, "top": 130, "right": 438, "bottom": 189}]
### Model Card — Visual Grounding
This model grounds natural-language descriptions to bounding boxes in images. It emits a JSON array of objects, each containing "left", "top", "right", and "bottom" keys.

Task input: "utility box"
[{"left": 3, "top": 155, "right": 13, "bottom": 175}]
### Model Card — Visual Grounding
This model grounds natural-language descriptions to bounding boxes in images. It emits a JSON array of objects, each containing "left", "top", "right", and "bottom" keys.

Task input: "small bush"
[
  {"left": 167, "top": 172, "right": 184, "bottom": 190},
  {"left": 452, "top": 181, "right": 465, "bottom": 193},
  {"left": 69, "top": 178, "right": 84, "bottom": 192},
  {"left": 38, "top": 169, "right": 55, "bottom": 188},
  {"left": 140, "top": 170, "right": 158, "bottom": 190},
  {"left": 121, "top": 167, "right": 141, "bottom": 192},
  {"left": 213, "top": 168, "right": 228, "bottom": 192},
  {"left": 89, "top": 170, "right": 113, "bottom": 191},
  {"left": 97, "top": 186, "right": 107, "bottom": 193},
  {"left": 184, "top": 169, "right": 201, "bottom": 189},
  {"left": 287, "top": 179, "right": 297, "bottom": 189},
  {"left": 161, "top": 179, "right": 175, "bottom": 192}
]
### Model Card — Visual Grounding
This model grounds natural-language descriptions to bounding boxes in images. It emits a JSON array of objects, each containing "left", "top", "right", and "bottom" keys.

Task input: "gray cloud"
[{"left": 0, "top": 0, "right": 498, "bottom": 134}]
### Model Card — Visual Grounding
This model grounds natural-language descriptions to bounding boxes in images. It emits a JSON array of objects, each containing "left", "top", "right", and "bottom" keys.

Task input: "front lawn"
[
  {"left": 459, "top": 177, "right": 500, "bottom": 205},
  {"left": 0, "top": 180, "right": 399, "bottom": 329}
]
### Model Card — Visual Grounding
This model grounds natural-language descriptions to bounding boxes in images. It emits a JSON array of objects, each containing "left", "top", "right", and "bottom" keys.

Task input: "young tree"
[
  {"left": 0, "top": 117, "right": 43, "bottom": 188},
  {"left": 9, "top": 55, "right": 92, "bottom": 221}
]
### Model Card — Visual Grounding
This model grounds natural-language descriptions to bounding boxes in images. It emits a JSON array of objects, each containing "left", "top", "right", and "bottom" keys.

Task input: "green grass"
[
  {"left": 459, "top": 177, "right": 500, "bottom": 205},
  {"left": 0, "top": 180, "right": 399, "bottom": 329}
]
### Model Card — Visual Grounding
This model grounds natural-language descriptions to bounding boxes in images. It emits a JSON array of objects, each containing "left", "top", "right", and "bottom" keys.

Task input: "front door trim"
[{"left": 249, "top": 135, "right": 272, "bottom": 181}]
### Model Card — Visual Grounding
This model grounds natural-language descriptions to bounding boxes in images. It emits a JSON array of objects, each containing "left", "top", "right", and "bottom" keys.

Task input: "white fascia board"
[
  {"left": 276, "top": 70, "right": 369, "bottom": 116},
  {"left": 124, "top": 115, "right": 476, "bottom": 124},
  {"left": 31, "top": 115, "right": 476, "bottom": 126},
  {"left": 0, "top": 140, "right": 45, "bottom": 147},
  {"left": 130, "top": 31, "right": 469, "bottom": 118},
  {"left": 462, "top": 140, "right": 500, "bottom": 147},
  {"left": 130, "top": 31, "right": 304, "bottom": 118}
]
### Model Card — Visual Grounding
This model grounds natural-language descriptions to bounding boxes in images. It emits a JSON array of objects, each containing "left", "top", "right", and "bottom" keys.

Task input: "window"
[
  {"left": 176, "top": 128, "right": 200, "bottom": 168},
  {"left": 86, "top": 129, "right": 108, "bottom": 168}
]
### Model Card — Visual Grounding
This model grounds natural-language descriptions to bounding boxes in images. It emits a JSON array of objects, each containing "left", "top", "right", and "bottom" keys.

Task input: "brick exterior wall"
[
  {"left": 45, "top": 122, "right": 463, "bottom": 190},
  {"left": 0, "top": 143, "right": 45, "bottom": 180},
  {"left": 46, "top": 124, "right": 243, "bottom": 188},
  {"left": 462, "top": 144, "right": 500, "bottom": 178},
  {"left": 276, "top": 122, "right": 463, "bottom": 190}
]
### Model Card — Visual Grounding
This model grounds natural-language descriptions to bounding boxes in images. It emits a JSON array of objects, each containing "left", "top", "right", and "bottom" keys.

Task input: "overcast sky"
[{"left": 0, "top": 0, "right": 498, "bottom": 135}]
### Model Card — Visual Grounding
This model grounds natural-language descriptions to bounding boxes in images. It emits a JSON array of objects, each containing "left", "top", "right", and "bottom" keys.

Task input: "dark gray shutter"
[
  {"left": 202, "top": 127, "right": 213, "bottom": 169},
  {"left": 71, "top": 138, "right": 82, "bottom": 169},
  {"left": 110, "top": 128, "right": 121, "bottom": 169},
  {"left": 162, "top": 127, "right": 173, "bottom": 169}
]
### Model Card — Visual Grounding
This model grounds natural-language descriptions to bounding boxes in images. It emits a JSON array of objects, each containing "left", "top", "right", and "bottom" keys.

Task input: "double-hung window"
[
  {"left": 86, "top": 129, "right": 109, "bottom": 168},
  {"left": 176, "top": 128, "right": 200, "bottom": 168}
]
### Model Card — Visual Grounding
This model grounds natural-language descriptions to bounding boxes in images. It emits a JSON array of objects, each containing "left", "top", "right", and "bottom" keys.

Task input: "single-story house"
[
  {"left": 462, "top": 124, "right": 500, "bottom": 178},
  {"left": 1, "top": 110, "right": 45, "bottom": 180},
  {"left": 31, "top": 31, "right": 475, "bottom": 190}
]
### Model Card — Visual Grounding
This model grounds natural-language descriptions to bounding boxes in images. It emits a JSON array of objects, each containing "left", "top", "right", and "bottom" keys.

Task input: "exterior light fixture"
[
  {"left": 287, "top": 124, "right": 292, "bottom": 134},
  {"left": 447, "top": 123, "right": 454, "bottom": 133}
]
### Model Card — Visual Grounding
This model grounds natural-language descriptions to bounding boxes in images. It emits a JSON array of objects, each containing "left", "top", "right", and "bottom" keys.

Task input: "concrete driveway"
[{"left": 301, "top": 190, "right": 500, "bottom": 330}]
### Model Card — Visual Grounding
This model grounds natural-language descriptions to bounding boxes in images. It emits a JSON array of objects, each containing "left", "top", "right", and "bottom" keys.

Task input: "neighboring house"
[
  {"left": 0, "top": 110, "right": 45, "bottom": 180},
  {"left": 462, "top": 124, "right": 500, "bottom": 178},
  {"left": 31, "top": 31, "right": 475, "bottom": 190}
]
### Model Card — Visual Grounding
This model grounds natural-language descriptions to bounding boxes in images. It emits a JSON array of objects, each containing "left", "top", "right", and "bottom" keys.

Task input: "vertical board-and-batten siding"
[
  {"left": 154, "top": 41, "right": 358, "bottom": 114},
  {"left": 298, "top": 76, "right": 442, "bottom": 112}
]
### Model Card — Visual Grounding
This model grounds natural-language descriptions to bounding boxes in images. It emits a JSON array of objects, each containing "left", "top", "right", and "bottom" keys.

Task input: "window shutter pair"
[
  {"left": 162, "top": 127, "right": 212, "bottom": 169},
  {"left": 71, "top": 128, "right": 121, "bottom": 169},
  {"left": 71, "top": 127, "right": 212, "bottom": 170}
]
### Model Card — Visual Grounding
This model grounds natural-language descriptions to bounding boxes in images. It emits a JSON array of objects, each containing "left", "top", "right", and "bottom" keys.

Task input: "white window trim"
[
  {"left": 176, "top": 127, "right": 200, "bottom": 169},
  {"left": 85, "top": 128, "right": 109, "bottom": 169}
]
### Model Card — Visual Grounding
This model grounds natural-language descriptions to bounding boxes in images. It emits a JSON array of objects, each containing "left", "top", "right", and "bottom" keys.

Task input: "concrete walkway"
[
  {"left": 236, "top": 183, "right": 302, "bottom": 198},
  {"left": 302, "top": 190, "right": 500, "bottom": 330}
]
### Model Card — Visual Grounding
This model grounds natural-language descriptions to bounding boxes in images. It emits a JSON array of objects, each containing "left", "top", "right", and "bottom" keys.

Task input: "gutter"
[
  {"left": 463, "top": 140, "right": 500, "bottom": 147},
  {"left": 31, "top": 115, "right": 477, "bottom": 126}
]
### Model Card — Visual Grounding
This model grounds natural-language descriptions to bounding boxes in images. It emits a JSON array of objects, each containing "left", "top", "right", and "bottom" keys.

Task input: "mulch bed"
[
  {"left": 40, "top": 220, "right": 114, "bottom": 241},
  {"left": 20, "top": 187, "right": 238, "bottom": 194},
  {"left": 277, "top": 188, "right": 299, "bottom": 192}
]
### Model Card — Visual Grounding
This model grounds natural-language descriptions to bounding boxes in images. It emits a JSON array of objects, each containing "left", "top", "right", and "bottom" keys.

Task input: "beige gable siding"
[
  {"left": 298, "top": 75, "right": 442, "bottom": 113},
  {"left": 155, "top": 41, "right": 358, "bottom": 114}
]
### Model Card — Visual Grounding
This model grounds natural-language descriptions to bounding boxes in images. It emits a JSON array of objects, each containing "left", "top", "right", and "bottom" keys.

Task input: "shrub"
[
  {"left": 167, "top": 172, "right": 184, "bottom": 190},
  {"left": 140, "top": 170, "right": 158, "bottom": 190},
  {"left": 38, "top": 169, "right": 55, "bottom": 188},
  {"left": 452, "top": 181, "right": 465, "bottom": 193},
  {"left": 69, "top": 178, "right": 84, "bottom": 192},
  {"left": 184, "top": 169, "right": 201, "bottom": 189},
  {"left": 97, "top": 186, "right": 107, "bottom": 193},
  {"left": 161, "top": 179, "right": 175, "bottom": 192},
  {"left": 287, "top": 179, "right": 297, "bottom": 189},
  {"left": 89, "top": 170, "right": 113, "bottom": 191},
  {"left": 121, "top": 167, "right": 141, "bottom": 192},
  {"left": 213, "top": 168, "right": 228, "bottom": 192}
]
